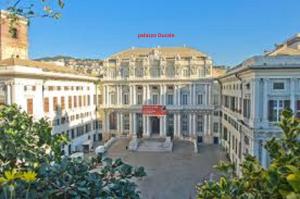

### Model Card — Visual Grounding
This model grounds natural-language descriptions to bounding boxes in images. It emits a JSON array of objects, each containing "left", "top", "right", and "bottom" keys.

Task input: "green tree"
[
  {"left": 4, "top": 0, "right": 64, "bottom": 19},
  {"left": 196, "top": 109, "right": 300, "bottom": 199},
  {"left": 0, "top": 105, "right": 146, "bottom": 198}
]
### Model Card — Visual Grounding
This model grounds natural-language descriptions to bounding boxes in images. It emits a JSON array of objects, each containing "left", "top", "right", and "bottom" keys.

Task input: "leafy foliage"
[
  {"left": 196, "top": 109, "right": 300, "bottom": 199},
  {"left": 0, "top": 105, "right": 146, "bottom": 198},
  {"left": 5, "top": 0, "right": 64, "bottom": 19}
]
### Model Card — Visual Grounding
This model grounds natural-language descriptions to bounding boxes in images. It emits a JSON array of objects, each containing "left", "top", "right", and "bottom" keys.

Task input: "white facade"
[
  {"left": 219, "top": 34, "right": 300, "bottom": 174},
  {"left": 0, "top": 61, "right": 101, "bottom": 155},
  {"left": 101, "top": 47, "right": 221, "bottom": 144}
]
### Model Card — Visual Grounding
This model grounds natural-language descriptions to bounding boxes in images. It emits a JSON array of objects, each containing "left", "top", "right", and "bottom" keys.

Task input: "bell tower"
[{"left": 0, "top": 10, "right": 28, "bottom": 60}]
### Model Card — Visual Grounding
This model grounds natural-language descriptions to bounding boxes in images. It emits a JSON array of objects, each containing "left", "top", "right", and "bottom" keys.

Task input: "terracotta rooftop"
[
  {"left": 0, "top": 58, "right": 91, "bottom": 76},
  {"left": 109, "top": 47, "right": 208, "bottom": 59}
]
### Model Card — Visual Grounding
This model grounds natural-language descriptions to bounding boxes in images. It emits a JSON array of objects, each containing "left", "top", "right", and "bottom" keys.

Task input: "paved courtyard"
[{"left": 107, "top": 138, "right": 226, "bottom": 199}]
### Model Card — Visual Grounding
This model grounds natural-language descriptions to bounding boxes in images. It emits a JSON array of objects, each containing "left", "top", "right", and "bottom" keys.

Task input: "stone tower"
[{"left": 0, "top": 10, "right": 28, "bottom": 60}]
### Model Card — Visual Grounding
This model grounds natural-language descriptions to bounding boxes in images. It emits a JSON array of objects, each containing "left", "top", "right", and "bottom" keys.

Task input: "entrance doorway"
[{"left": 151, "top": 116, "right": 160, "bottom": 135}]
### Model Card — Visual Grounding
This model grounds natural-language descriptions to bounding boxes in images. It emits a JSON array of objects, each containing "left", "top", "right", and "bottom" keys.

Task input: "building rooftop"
[
  {"left": 108, "top": 47, "right": 208, "bottom": 59},
  {"left": 0, "top": 58, "right": 93, "bottom": 76},
  {"left": 222, "top": 55, "right": 300, "bottom": 78}
]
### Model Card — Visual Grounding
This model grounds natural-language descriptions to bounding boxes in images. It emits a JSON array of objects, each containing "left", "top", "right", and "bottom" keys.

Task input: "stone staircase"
[{"left": 136, "top": 137, "right": 173, "bottom": 152}]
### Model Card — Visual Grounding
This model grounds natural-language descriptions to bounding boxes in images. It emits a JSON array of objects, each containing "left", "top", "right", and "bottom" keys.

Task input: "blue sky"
[{"left": 17, "top": 0, "right": 300, "bottom": 66}]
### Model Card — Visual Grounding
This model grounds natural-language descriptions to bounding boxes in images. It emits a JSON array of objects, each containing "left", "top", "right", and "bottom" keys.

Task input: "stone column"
[
  {"left": 107, "top": 86, "right": 110, "bottom": 106},
  {"left": 174, "top": 85, "right": 178, "bottom": 105},
  {"left": 147, "top": 85, "right": 151, "bottom": 104},
  {"left": 163, "top": 115, "right": 167, "bottom": 136},
  {"left": 119, "top": 85, "right": 123, "bottom": 105},
  {"left": 263, "top": 79, "right": 269, "bottom": 124},
  {"left": 290, "top": 78, "right": 296, "bottom": 113},
  {"left": 192, "top": 113, "right": 196, "bottom": 137},
  {"left": 103, "top": 86, "right": 107, "bottom": 106},
  {"left": 129, "top": 113, "right": 132, "bottom": 134},
  {"left": 207, "top": 114, "right": 211, "bottom": 135},
  {"left": 104, "top": 111, "right": 109, "bottom": 134},
  {"left": 143, "top": 115, "right": 147, "bottom": 136},
  {"left": 6, "top": 84, "right": 12, "bottom": 105},
  {"left": 129, "top": 85, "right": 133, "bottom": 105},
  {"left": 189, "top": 84, "right": 192, "bottom": 105},
  {"left": 174, "top": 113, "right": 178, "bottom": 137},
  {"left": 147, "top": 116, "right": 151, "bottom": 136},
  {"left": 177, "top": 113, "right": 181, "bottom": 137},
  {"left": 203, "top": 114, "right": 207, "bottom": 135},
  {"left": 207, "top": 84, "right": 211, "bottom": 106},
  {"left": 143, "top": 85, "right": 147, "bottom": 105},
  {"left": 160, "top": 116, "right": 164, "bottom": 137},
  {"left": 117, "top": 112, "right": 121, "bottom": 134},
  {"left": 132, "top": 113, "right": 136, "bottom": 135},
  {"left": 192, "top": 84, "right": 196, "bottom": 105},
  {"left": 177, "top": 85, "right": 181, "bottom": 106},
  {"left": 189, "top": 113, "right": 192, "bottom": 137},
  {"left": 119, "top": 112, "right": 123, "bottom": 134},
  {"left": 133, "top": 85, "right": 136, "bottom": 105}
]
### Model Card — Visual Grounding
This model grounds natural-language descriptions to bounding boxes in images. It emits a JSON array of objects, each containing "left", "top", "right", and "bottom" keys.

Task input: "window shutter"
[
  {"left": 268, "top": 100, "right": 274, "bottom": 121},
  {"left": 44, "top": 97, "right": 49, "bottom": 113},
  {"left": 27, "top": 98, "right": 33, "bottom": 115}
]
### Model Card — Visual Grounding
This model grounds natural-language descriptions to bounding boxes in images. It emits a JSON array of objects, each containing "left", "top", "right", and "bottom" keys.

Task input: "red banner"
[{"left": 142, "top": 105, "right": 167, "bottom": 116}]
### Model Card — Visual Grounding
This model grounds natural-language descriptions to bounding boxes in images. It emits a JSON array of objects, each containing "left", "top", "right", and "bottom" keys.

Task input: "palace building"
[
  {"left": 218, "top": 34, "right": 300, "bottom": 174},
  {"left": 101, "top": 47, "right": 221, "bottom": 144},
  {"left": 0, "top": 11, "right": 101, "bottom": 155}
]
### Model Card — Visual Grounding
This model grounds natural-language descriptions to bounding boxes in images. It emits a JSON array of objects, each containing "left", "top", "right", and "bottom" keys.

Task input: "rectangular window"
[
  {"left": 123, "top": 114, "right": 130, "bottom": 130},
  {"left": 76, "top": 126, "right": 84, "bottom": 137},
  {"left": 196, "top": 115, "right": 203, "bottom": 133},
  {"left": 79, "top": 96, "right": 82, "bottom": 107},
  {"left": 98, "top": 95, "right": 103, "bottom": 105},
  {"left": 27, "top": 98, "right": 33, "bottom": 115},
  {"left": 152, "top": 94, "right": 158, "bottom": 104},
  {"left": 83, "top": 96, "right": 86, "bottom": 106},
  {"left": 182, "top": 94, "right": 188, "bottom": 105},
  {"left": 273, "top": 82, "right": 284, "bottom": 90},
  {"left": 87, "top": 95, "right": 90, "bottom": 106},
  {"left": 73, "top": 96, "right": 77, "bottom": 108},
  {"left": 53, "top": 97, "right": 58, "bottom": 111},
  {"left": 94, "top": 95, "right": 97, "bottom": 105},
  {"left": 213, "top": 122, "right": 219, "bottom": 133},
  {"left": 68, "top": 96, "right": 72, "bottom": 109},
  {"left": 268, "top": 99, "right": 290, "bottom": 122},
  {"left": 71, "top": 129, "right": 75, "bottom": 139},
  {"left": 109, "top": 112, "right": 117, "bottom": 130},
  {"left": 181, "top": 114, "right": 188, "bottom": 135},
  {"left": 167, "top": 94, "right": 173, "bottom": 105},
  {"left": 123, "top": 93, "right": 129, "bottom": 105},
  {"left": 137, "top": 94, "right": 143, "bottom": 105},
  {"left": 48, "top": 86, "right": 54, "bottom": 91},
  {"left": 61, "top": 96, "right": 65, "bottom": 110},
  {"left": 44, "top": 97, "right": 49, "bottom": 113},
  {"left": 111, "top": 94, "right": 116, "bottom": 105},
  {"left": 243, "top": 99, "right": 251, "bottom": 119},
  {"left": 197, "top": 94, "right": 203, "bottom": 105},
  {"left": 223, "top": 127, "right": 228, "bottom": 141}
]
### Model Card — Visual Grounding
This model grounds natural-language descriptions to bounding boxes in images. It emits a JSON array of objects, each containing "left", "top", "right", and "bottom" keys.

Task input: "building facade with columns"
[
  {"left": 101, "top": 47, "right": 221, "bottom": 144},
  {"left": 218, "top": 34, "right": 300, "bottom": 174}
]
